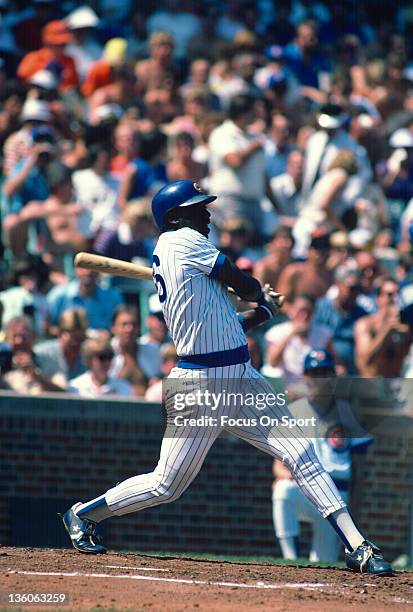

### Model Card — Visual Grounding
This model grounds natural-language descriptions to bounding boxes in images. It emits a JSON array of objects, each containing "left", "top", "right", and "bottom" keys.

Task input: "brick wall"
[{"left": 0, "top": 392, "right": 412, "bottom": 559}]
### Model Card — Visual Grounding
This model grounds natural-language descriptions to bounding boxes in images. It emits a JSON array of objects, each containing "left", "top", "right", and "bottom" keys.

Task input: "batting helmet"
[
  {"left": 151, "top": 180, "right": 217, "bottom": 229},
  {"left": 303, "top": 349, "right": 335, "bottom": 373}
]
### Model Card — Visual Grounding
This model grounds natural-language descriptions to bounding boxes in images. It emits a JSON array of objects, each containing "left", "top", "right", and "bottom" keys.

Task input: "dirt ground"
[{"left": 0, "top": 547, "right": 412, "bottom": 612}]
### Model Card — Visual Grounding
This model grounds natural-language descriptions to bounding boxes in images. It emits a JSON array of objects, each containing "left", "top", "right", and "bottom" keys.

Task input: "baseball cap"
[
  {"left": 66, "top": 6, "right": 99, "bottom": 30},
  {"left": 28, "top": 69, "right": 59, "bottom": 90},
  {"left": 304, "top": 349, "right": 335, "bottom": 372},
  {"left": 21, "top": 99, "right": 51, "bottom": 122},
  {"left": 389, "top": 128, "right": 413, "bottom": 148},
  {"left": 317, "top": 103, "right": 346, "bottom": 130},
  {"left": 42, "top": 20, "right": 73, "bottom": 46},
  {"left": 103, "top": 38, "right": 127, "bottom": 66}
]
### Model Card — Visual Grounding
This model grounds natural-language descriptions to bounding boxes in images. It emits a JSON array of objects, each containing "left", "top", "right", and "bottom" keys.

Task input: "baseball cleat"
[
  {"left": 61, "top": 502, "right": 107, "bottom": 554},
  {"left": 345, "top": 540, "right": 393, "bottom": 575}
]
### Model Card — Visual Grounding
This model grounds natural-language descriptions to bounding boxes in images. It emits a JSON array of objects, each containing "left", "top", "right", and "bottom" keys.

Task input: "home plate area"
[{"left": 0, "top": 548, "right": 412, "bottom": 611}]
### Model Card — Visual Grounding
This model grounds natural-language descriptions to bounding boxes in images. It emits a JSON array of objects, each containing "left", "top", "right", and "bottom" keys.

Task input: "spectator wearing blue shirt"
[
  {"left": 47, "top": 267, "right": 124, "bottom": 334},
  {"left": 309, "top": 263, "right": 369, "bottom": 374},
  {"left": 283, "top": 20, "right": 331, "bottom": 90},
  {"left": 2, "top": 126, "right": 54, "bottom": 255}
]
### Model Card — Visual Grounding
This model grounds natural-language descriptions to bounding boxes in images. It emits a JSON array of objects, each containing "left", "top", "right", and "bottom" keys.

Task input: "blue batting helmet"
[
  {"left": 303, "top": 349, "right": 335, "bottom": 373},
  {"left": 151, "top": 180, "right": 217, "bottom": 229}
]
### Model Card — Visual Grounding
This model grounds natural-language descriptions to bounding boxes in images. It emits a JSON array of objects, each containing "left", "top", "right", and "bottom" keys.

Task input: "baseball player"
[
  {"left": 62, "top": 180, "right": 392, "bottom": 575},
  {"left": 273, "top": 349, "right": 373, "bottom": 562}
]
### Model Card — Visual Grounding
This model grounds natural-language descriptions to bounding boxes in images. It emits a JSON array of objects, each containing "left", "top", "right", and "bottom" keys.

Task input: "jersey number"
[{"left": 152, "top": 255, "right": 167, "bottom": 303}]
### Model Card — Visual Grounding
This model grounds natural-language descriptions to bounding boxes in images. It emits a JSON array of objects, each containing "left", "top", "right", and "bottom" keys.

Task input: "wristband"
[{"left": 257, "top": 304, "right": 273, "bottom": 320}]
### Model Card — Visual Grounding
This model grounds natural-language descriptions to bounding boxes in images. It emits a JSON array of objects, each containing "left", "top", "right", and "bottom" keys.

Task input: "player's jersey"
[{"left": 152, "top": 227, "right": 246, "bottom": 356}]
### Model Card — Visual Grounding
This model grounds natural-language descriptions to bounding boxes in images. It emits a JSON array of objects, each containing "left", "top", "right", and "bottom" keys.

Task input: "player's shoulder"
[{"left": 159, "top": 227, "right": 214, "bottom": 249}]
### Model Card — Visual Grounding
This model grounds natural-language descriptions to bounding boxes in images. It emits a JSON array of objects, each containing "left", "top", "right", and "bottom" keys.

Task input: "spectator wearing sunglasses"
[
  {"left": 309, "top": 262, "right": 369, "bottom": 374},
  {"left": 68, "top": 336, "right": 132, "bottom": 398},
  {"left": 354, "top": 277, "right": 411, "bottom": 377}
]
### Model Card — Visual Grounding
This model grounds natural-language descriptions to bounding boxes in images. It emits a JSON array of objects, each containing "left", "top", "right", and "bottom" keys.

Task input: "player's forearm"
[{"left": 217, "top": 257, "right": 263, "bottom": 302}]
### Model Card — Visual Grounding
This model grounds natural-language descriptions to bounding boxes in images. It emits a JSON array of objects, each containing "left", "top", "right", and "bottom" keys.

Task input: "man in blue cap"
[{"left": 273, "top": 348, "right": 374, "bottom": 562}]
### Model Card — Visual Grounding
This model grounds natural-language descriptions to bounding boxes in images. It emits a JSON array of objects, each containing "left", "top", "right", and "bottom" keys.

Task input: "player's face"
[{"left": 198, "top": 204, "right": 211, "bottom": 237}]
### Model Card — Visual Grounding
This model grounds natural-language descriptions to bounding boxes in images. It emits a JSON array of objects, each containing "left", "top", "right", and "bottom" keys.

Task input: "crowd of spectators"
[{"left": 1, "top": 0, "right": 413, "bottom": 399}]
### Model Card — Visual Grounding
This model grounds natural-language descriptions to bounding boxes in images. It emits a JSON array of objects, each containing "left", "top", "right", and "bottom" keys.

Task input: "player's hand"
[{"left": 258, "top": 284, "right": 284, "bottom": 317}]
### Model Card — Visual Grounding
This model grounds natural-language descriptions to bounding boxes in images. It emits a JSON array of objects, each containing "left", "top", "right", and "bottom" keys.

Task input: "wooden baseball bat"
[
  {"left": 74, "top": 252, "right": 153, "bottom": 281},
  {"left": 74, "top": 252, "right": 285, "bottom": 308}
]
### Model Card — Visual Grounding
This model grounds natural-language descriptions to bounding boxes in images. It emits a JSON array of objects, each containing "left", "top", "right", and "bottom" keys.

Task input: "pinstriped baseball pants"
[{"left": 105, "top": 362, "right": 346, "bottom": 518}]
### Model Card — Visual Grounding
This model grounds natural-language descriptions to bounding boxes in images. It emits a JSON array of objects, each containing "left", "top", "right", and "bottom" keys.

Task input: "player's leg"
[
  {"left": 62, "top": 369, "right": 222, "bottom": 553},
  {"left": 225, "top": 364, "right": 392, "bottom": 574}
]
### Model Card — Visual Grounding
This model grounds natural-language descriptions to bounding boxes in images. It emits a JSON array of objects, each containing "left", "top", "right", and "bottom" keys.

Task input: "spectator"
[
  {"left": 272, "top": 349, "right": 372, "bottom": 562},
  {"left": 110, "top": 121, "right": 140, "bottom": 179},
  {"left": 293, "top": 150, "right": 359, "bottom": 257},
  {"left": 82, "top": 38, "right": 127, "bottom": 98},
  {"left": 254, "top": 225, "right": 294, "bottom": 289},
  {"left": 264, "top": 294, "right": 315, "bottom": 384},
  {"left": 0, "top": 254, "right": 50, "bottom": 336},
  {"left": 17, "top": 20, "right": 79, "bottom": 93},
  {"left": 309, "top": 263, "right": 369, "bottom": 374},
  {"left": 34, "top": 307, "right": 88, "bottom": 388},
  {"left": 2, "top": 124, "right": 55, "bottom": 256},
  {"left": 110, "top": 304, "right": 161, "bottom": 395},
  {"left": 277, "top": 231, "right": 334, "bottom": 303},
  {"left": 96, "top": 198, "right": 153, "bottom": 262},
  {"left": 208, "top": 93, "right": 278, "bottom": 236},
  {"left": 2, "top": 315, "right": 64, "bottom": 394},
  {"left": 146, "top": 1, "right": 202, "bottom": 61},
  {"left": 377, "top": 127, "right": 413, "bottom": 206},
  {"left": 355, "top": 277, "right": 411, "bottom": 377},
  {"left": 72, "top": 143, "right": 120, "bottom": 235},
  {"left": 46, "top": 267, "right": 123, "bottom": 334},
  {"left": 167, "top": 131, "right": 206, "bottom": 182},
  {"left": 68, "top": 336, "right": 133, "bottom": 398},
  {"left": 135, "top": 31, "right": 177, "bottom": 92},
  {"left": 302, "top": 103, "right": 371, "bottom": 196},
  {"left": 269, "top": 149, "right": 304, "bottom": 224},
  {"left": 3, "top": 98, "right": 52, "bottom": 176},
  {"left": 265, "top": 113, "right": 294, "bottom": 179},
  {"left": 140, "top": 294, "right": 169, "bottom": 349},
  {"left": 117, "top": 133, "right": 158, "bottom": 208},
  {"left": 283, "top": 19, "right": 331, "bottom": 90},
  {"left": 144, "top": 343, "right": 178, "bottom": 402},
  {"left": 64, "top": 6, "right": 102, "bottom": 83}
]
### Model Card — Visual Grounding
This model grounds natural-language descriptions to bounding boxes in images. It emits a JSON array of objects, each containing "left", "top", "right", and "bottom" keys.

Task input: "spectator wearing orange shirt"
[
  {"left": 81, "top": 38, "right": 127, "bottom": 99},
  {"left": 17, "top": 21, "right": 79, "bottom": 93}
]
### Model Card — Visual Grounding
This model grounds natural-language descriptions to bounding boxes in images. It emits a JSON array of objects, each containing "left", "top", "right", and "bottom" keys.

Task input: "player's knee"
[{"left": 284, "top": 439, "right": 320, "bottom": 474}]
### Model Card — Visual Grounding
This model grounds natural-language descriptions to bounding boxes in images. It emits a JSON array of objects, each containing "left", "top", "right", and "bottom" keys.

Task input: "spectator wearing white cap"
[
  {"left": 65, "top": 6, "right": 102, "bottom": 83},
  {"left": 377, "top": 127, "right": 413, "bottom": 206},
  {"left": 3, "top": 98, "right": 51, "bottom": 176},
  {"left": 302, "top": 103, "right": 372, "bottom": 196}
]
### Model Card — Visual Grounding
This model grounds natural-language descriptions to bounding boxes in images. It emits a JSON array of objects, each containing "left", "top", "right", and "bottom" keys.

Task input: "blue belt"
[{"left": 178, "top": 345, "right": 250, "bottom": 369}]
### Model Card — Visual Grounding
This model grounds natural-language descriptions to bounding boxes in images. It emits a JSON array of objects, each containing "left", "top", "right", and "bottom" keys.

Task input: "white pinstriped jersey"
[{"left": 152, "top": 227, "right": 246, "bottom": 356}]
